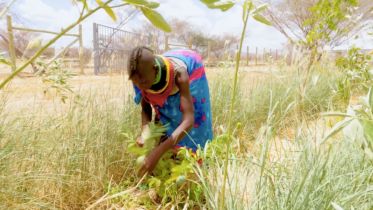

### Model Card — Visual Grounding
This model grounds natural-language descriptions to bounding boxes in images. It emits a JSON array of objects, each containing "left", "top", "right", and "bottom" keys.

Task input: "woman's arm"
[
  {"left": 138, "top": 70, "right": 194, "bottom": 176},
  {"left": 137, "top": 98, "right": 152, "bottom": 146},
  {"left": 141, "top": 97, "right": 152, "bottom": 128},
  {"left": 169, "top": 70, "right": 194, "bottom": 144}
]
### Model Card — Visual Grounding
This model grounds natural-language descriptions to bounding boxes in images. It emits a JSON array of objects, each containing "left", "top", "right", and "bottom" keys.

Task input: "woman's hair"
[{"left": 127, "top": 46, "right": 154, "bottom": 79}]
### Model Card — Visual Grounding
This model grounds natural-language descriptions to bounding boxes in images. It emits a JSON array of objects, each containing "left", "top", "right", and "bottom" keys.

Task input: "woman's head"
[{"left": 127, "top": 46, "right": 157, "bottom": 90}]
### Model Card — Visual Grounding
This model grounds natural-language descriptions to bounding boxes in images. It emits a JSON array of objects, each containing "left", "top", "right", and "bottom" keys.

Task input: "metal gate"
[{"left": 93, "top": 23, "right": 152, "bottom": 74}]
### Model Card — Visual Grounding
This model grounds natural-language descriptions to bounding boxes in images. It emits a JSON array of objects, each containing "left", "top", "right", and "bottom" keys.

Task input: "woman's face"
[{"left": 130, "top": 59, "right": 156, "bottom": 90}]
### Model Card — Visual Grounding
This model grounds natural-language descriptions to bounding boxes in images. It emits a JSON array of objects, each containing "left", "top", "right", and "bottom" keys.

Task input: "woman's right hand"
[
  {"left": 136, "top": 136, "right": 144, "bottom": 147},
  {"left": 137, "top": 124, "right": 150, "bottom": 147}
]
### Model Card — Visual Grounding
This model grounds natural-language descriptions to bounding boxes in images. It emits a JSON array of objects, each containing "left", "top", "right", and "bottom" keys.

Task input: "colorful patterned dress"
[{"left": 133, "top": 49, "right": 213, "bottom": 151}]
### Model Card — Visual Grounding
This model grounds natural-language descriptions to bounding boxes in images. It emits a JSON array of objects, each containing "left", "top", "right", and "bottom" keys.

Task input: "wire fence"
[
  {"left": 92, "top": 23, "right": 290, "bottom": 74},
  {"left": 93, "top": 23, "right": 152, "bottom": 74}
]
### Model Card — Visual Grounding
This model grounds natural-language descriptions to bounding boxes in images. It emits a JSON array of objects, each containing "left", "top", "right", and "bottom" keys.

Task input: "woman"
[{"left": 128, "top": 46, "right": 213, "bottom": 176}]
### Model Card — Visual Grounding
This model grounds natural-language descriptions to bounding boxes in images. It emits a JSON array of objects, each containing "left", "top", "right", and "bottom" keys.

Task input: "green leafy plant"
[
  {"left": 35, "top": 59, "right": 75, "bottom": 103},
  {"left": 199, "top": 1, "right": 272, "bottom": 208},
  {"left": 323, "top": 87, "right": 373, "bottom": 160},
  {"left": 302, "top": 0, "right": 359, "bottom": 64},
  {"left": 127, "top": 123, "right": 167, "bottom": 165},
  {"left": 125, "top": 123, "right": 204, "bottom": 207},
  {"left": 336, "top": 47, "right": 373, "bottom": 92}
]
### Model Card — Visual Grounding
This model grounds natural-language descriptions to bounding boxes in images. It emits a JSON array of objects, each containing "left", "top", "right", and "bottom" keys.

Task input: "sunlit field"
[{"left": 1, "top": 0, "right": 372, "bottom": 209}]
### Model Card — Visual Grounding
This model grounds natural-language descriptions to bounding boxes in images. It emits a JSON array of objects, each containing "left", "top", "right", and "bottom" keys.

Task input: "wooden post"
[
  {"left": 269, "top": 48, "right": 272, "bottom": 64},
  {"left": 153, "top": 35, "right": 158, "bottom": 53},
  {"left": 149, "top": 34, "right": 156, "bottom": 53},
  {"left": 235, "top": 45, "right": 238, "bottom": 62},
  {"left": 188, "top": 38, "right": 192, "bottom": 49},
  {"left": 93, "top": 23, "right": 99, "bottom": 75},
  {"left": 164, "top": 34, "right": 169, "bottom": 51},
  {"left": 7, "top": 15, "right": 16, "bottom": 72},
  {"left": 246, "top": 46, "right": 249, "bottom": 66},
  {"left": 263, "top": 48, "right": 266, "bottom": 63},
  {"left": 207, "top": 40, "right": 211, "bottom": 66},
  {"left": 78, "top": 24, "right": 84, "bottom": 74},
  {"left": 276, "top": 49, "right": 278, "bottom": 61},
  {"left": 255, "top": 47, "right": 258, "bottom": 66},
  {"left": 269, "top": 49, "right": 272, "bottom": 58}
]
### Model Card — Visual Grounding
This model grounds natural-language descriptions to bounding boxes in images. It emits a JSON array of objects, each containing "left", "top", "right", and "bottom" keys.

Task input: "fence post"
[
  {"left": 263, "top": 48, "right": 266, "bottom": 64},
  {"left": 188, "top": 38, "right": 192, "bottom": 49},
  {"left": 255, "top": 47, "right": 258, "bottom": 66},
  {"left": 269, "top": 48, "right": 272, "bottom": 64},
  {"left": 207, "top": 40, "right": 211, "bottom": 66},
  {"left": 246, "top": 46, "right": 249, "bottom": 66},
  {"left": 78, "top": 24, "right": 84, "bottom": 74},
  {"left": 7, "top": 15, "right": 16, "bottom": 72},
  {"left": 235, "top": 45, "right": 239, "bottom": 62},
  {"left": 276, "top": 49, "right": 278, "bottom": 61},
  {"left": 152, "top": 34, "right": 158, "bottom": 53},
  {"left": 93, "top": 23, "right": 99, "bottom": 75}
]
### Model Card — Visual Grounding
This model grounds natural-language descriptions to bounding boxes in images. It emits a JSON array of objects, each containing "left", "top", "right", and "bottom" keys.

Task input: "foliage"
[
  {"left": 323, "top": 87, "right": 373, "bottom": 160},
  {"left": 200, "top": 0, "right": 271, "bottom": 207},
  {"left": 0, "top": 55, "right": 10, "bottom": 65},
  {"left": 200, "top": 0, "right": 235, "bottom": 11},
  {"left": 127, "top": 123, "right": 167, "bottom": 160},
  {"left": 35, "top": 59, "right": 75, "bottom": 103},
  {"left": 336, "top": 47, "right": 373, "bottom": 92},
  {"left": 123, "top": 0, "right": 171, "bottom": 32},
  {"left": 266, "top": 0, "right": 371, "bottom": 49},
  {"left": 125, "top": 123, "right": 204, "bottom": 207},
  {"left": 303, "top": 0, "right": 358, "bottom": 48}
]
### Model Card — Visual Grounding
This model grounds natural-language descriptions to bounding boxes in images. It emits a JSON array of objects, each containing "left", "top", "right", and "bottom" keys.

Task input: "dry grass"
[{"left": 2, "top": 63, "right": 370, "bottom": 209}]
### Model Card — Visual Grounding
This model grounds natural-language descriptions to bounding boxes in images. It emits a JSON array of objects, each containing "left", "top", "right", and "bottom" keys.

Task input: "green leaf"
[
  {"left": 96, "top": 0, "right": 117, "bottom": 21},
  {"left": 127, "top": 143, "right": 147, "bottom": 155},
  {"left": 206, "top": 1, "right": 235, "bottom": 11},
  {"left": 253, "top": 14, "right": 271, "bottom": 25},
  {"left": 361, "top": 119, "right": 373, "bottom": 145},
  {"left": 200, "top": 0, "right": 219, "bottom": 4},
  {"left": 322, "top": 112, "right": 354, "bottom": 118},
  {"left": 123, "top": 0, "right": 159, "bottom": 9},
  {"left": 247, "top": 1, "right": 254, "bottom": 13},
  {"left": 368, "top": 87, "right": 373, "bottom": 112},
  {"left": 148, "top": 177, "right": 161, "bottom": 188},
  {"left": 331, "top": 202, "right": 344, "bottom": 210},
  {"left": 252, "top": 3, "right": 268, "bottom": 15},
  {"left": 25, "top": 37, "right": 42, "bottom": 51},
  {"left": 0, "top": 56, "right": 10, "bottom": 66},
  {"left": 140, "top": 7, "right": 171, "bottom": 32},
  {"left": 320, "top": 117, "right": 354, "bottom": 144},
  {"left": 77, "top": 0, "right": 89, "bottom": 10}
]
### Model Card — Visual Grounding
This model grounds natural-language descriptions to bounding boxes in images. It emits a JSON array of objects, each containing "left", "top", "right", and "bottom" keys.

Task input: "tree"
[
  {"left": 134, "top": 18, "right": 211, "bottom": 56},
  {"left": 167, "top": 18, "right": 209, "bottom": 54},
  {"left": 209, "top": 34, "right": 239, "bottom": 62},
  {"left": 265, "top": 0, "right": 372, "bottom": 50}
]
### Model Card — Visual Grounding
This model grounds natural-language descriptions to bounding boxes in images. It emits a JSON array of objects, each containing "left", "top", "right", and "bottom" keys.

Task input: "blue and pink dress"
[{"left": 133, "top": 49, "right": 213, "bottom": 151}]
